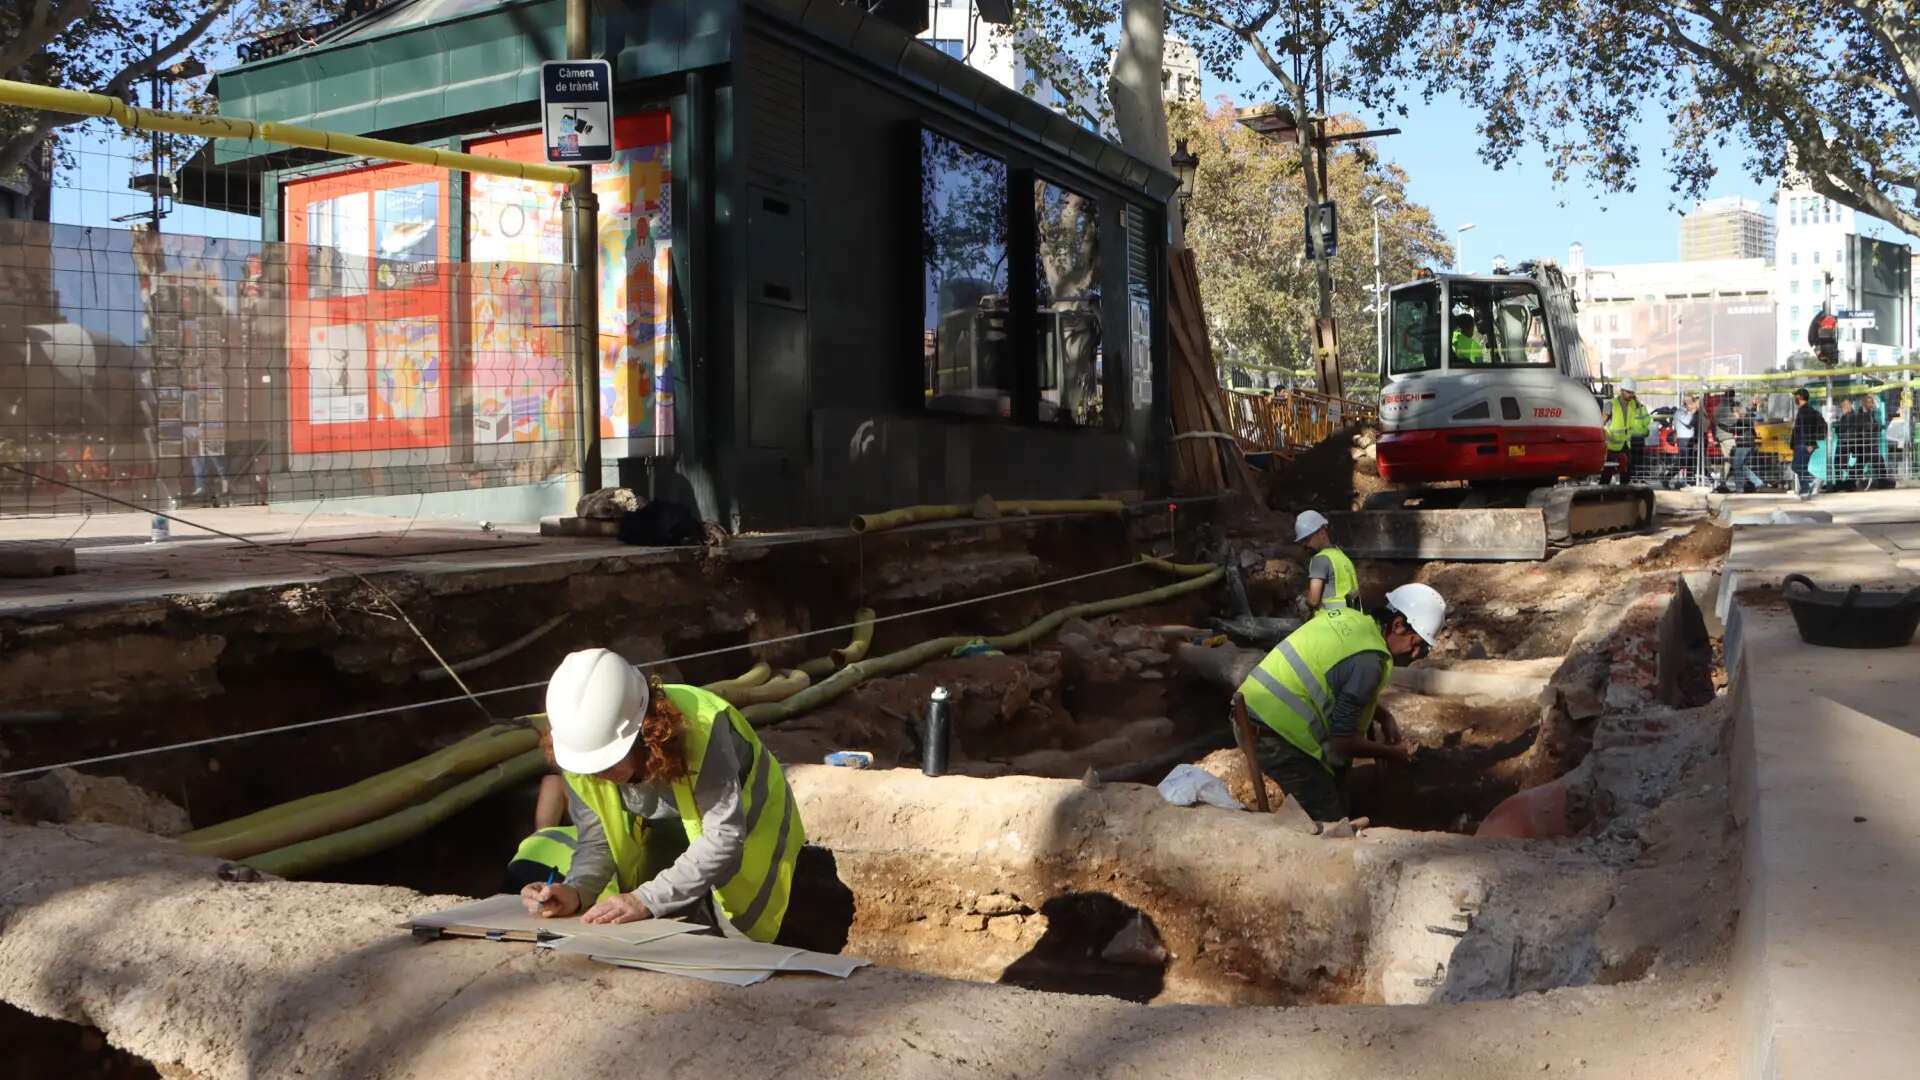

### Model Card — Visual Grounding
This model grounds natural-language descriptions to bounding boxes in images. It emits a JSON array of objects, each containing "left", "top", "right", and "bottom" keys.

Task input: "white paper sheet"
[
  {"left": 408, "top": 894, "right": 703, "bottom": 946},
  {"left": 541, "top": 928, "right": 870, "bottom": 980},
  {"left": 595, "top": 956, "right": 772, "bottom": 987}
]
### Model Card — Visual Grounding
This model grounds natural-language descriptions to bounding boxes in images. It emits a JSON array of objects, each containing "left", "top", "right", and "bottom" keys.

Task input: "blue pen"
[{"left": 545, "top": 868, "right": 558, "bottom": 887}]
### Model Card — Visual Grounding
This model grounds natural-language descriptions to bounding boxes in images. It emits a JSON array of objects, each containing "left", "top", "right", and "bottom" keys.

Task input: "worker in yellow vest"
[
  {"left": 1235, "top": 584, "right": 1447, "bottom": 822},
  {"left": 520, "top": 649, "right": 806, "bottom": 944},
  {"left": 500, "top": 774, "right": 577, "bottom": 894},
  {"left": 1605, "top": 378, "right": 1651, "bottom": 484},
  {"left": 1293, "top": 509, "right": 1359, "bottom": 615}
]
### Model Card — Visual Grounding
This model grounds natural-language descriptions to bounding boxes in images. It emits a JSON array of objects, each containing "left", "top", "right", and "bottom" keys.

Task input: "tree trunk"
[{"left": 1109, "top": 0, "right": 1182, "bottom": 248}]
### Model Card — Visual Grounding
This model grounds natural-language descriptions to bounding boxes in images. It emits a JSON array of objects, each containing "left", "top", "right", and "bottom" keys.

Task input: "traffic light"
[{"left": 1807, "top": 311, "right": 1840, "bottom": 366}]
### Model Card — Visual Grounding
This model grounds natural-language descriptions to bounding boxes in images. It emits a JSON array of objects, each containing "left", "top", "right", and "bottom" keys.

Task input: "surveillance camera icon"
[{"left": 562, "top": 107, "right": 594, "bottom": 136}]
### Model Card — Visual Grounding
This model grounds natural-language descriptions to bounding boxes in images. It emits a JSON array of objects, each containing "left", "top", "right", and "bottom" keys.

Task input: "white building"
[
  {"left": 1679, "top": 196, "right": 1775, "bottom": 262},
  {"left": 917, "top": 3, "right": 1199, "bottom": 126},
  {"left": 1773, "top": 180, "right": 1861, "bottom": 361},
  {"left": 1568, "top": 242, "right": 1777, "bottom": 393},
  {"left": 1163, "top": 34, "right": 1202, "bottom": 105}
]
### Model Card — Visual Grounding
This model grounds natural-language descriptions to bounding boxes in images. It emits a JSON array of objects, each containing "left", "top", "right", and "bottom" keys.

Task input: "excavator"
[{"left": 1338, "top": 261, "right": 1656, "bottom": 560}]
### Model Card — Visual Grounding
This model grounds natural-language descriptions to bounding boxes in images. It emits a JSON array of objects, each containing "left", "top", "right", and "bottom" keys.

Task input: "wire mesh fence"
[
  {"left": 1607, "top": 385, "right": 1914, "bottom": 493},
  {"left": 1, "top": 106, "right": 675, "bottom": 518}
]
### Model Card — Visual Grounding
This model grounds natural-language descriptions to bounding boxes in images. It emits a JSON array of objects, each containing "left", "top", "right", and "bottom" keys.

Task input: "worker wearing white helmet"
[
  {"left": 1293, "top": 509, "right": 1359, "bottom": 616},
  {"left": 520, "top": 649, "right": 806, "bottom": 943},
  {"left": 1605, "top": 377, "right": 1651, "bottom": 484},
  {"left": 1233, "top": 583, "right": 1447, "bottom": 822}
]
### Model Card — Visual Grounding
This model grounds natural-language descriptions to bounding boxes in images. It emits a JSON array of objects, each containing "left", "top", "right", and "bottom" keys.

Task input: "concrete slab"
[
  {"left": 0, "top": 506, "right": 954, "bottom": 619},
  {"left": 0, "top": 544, "right": 77, "bottom": 578},
  {"left": 1727, "top": 511, "right": 1920, "bottom": 1080},
  {"left": 1329, "top": 508, "right": 1548, "bottom": 562}
]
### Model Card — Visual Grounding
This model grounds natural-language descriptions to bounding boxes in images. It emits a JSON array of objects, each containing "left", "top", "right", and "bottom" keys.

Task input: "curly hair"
[
  {"left": 633, "top": 674, "right": 690, "bottom": 785},
  {"left": 540, "top": 674, "right": 688, "bottom": 784}
]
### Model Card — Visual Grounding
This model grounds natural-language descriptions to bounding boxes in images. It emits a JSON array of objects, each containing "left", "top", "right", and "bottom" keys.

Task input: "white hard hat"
[
  {"left": 545, "top": 648, "right": 649, "bottom": 775},
  {"left": 1293, "top": 509, "right": 1330, "bottom": 543},
  {"left": 1384, "top": 583, "right": 1447, "bottom": 646},
  {"left": 1619, "top": 378, "right": 1638, "bottom": 393}
]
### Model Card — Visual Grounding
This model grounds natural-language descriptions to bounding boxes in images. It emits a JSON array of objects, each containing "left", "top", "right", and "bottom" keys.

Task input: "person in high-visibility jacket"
[
  {"left": 1235, "top": 583, "right": 1447, "bottom": 822},
  {"left": 1450, "top": 311, "right": 1488, "bottom": 365},
  {"left": 1605, "top": 378, "right": 1651, "bottom": 484},
  {"left": 500, "top": 774, "right": 577, "bottom": 894},
  {"left": 1293, "top": 509, "right": 1359, "bottom": 616},
  {"left": 520, "top": 649, "right": 805, "bottom": 944}
]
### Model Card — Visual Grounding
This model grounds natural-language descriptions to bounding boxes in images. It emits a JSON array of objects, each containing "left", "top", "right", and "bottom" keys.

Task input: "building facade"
[
  {"left": 187, "top": 0, "right": 1178, "bottom": 530},
  {"left": 1679, "top": 196, "right": 1774, "bottom": 262},
  {"left": 1773, "top": 180, "right": 1916, "bottom": 365},
  {"left": 1569, "top": 243, "right": 1777, "bottom": 397},
  {"left": 916, "top": 4, "right": 1200, "bottom": 125}
]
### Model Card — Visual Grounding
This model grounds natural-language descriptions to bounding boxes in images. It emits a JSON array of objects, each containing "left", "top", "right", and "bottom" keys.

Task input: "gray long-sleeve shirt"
[
  {"left": 564, "top": 711, "right": 754, "bottom": 918},
  {"left": 1322, "top": 651, "right": 1385, "bottom": 764}
]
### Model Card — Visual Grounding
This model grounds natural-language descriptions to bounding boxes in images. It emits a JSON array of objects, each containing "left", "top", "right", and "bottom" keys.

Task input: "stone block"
[{"left": 0, "top": 545, "right": 76, "bottom": 578}]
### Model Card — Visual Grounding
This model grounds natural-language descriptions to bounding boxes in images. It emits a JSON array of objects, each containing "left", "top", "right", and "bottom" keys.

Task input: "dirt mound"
[
  {"left": 1263, "top": 425, "right": 1392, "bottom": 512},
  {"left": 3, "top": 768, "right": 191, "bottom": 836},
  {"left": 1633, "top": 521, "right": 1733, "bottom": 571},
  {"left": 1192, "top": 747, "right": 1284, "bottom": 808}
]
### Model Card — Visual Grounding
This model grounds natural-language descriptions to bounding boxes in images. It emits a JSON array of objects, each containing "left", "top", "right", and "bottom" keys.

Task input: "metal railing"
[{"left": 1220, "top": 387, "right": 1380, "bottom": 453}]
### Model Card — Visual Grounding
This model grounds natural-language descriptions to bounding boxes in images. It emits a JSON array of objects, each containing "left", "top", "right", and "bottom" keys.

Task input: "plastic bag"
[{"left": 1156, "top": 764, "right": 1246, "bottom": 811}]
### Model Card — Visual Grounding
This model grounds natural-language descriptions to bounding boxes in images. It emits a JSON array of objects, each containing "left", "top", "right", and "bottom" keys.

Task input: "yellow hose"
[
  {"left": 798, "top": 608, "right": 875, "bottom": 679},
  {"left": 719, "top": 669, "right": 812, "bottom": 707},
  {"left": 700, "top": 660, "right": 772, "bottom": 698},
  {"left": 742, "top": 557, "right": 1220, "bottom": 726},
  {"left": 849, "top": 499, "right": 1124, "bottom": 534},
  {"left": 244, "top": 749, "right": 548, "bottom": 878},
  {"left": 180, "top": 725, "right": 539, "bottom": 860}
]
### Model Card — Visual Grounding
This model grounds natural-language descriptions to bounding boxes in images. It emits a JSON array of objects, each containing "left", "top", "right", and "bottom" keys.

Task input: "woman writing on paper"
[{"left": 520, "top": 649, "right": 806, "bottom": 944}]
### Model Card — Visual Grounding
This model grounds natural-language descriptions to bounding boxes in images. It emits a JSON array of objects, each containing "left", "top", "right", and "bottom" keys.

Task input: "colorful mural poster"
[
  {"left": 373, "top": 317, "right": 442, "bottom": 419},
  {"left": 307, "top": 322, "right": 369, "bottom": 424},
  {"left": 467, "top": 113, "right": 672, "bottom": 448},
  {"left": 467, "top": 182, "right": 563, "bottom": 265},
  {"left": 285, "top": 163, "right": 449, "bottom": 454},
  {"left": 306, "top": 194, "right": 369, "bottom": 299},
  {"left": 374, "top": 183, "right": 440, "bottom": 291}
]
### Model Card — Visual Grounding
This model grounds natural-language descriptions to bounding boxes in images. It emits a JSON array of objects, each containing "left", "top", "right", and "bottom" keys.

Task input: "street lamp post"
[
  {"left": 1170, "top": 138, "right": 1199, "bottom": 245},
  {"left": 1371, "top": 193, "right": 1389, "bottom": 375},
  {"left": 1455, "top": 222, "right": 1477, "bottom": 273}
]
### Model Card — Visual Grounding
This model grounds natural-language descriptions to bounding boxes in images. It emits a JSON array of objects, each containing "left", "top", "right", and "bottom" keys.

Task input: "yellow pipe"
[
  {"left": 0, "top": 78, "right": 577, "bottom": 184},
  {"left": 850, "top": 499, "right": 1125, "bottom": 534},
  {"left": 719, "top": 668, "right": 812, "bottom": 707},
  {"left": 701, "top": 660, "right": 772, "bottom": 699},
  {"left": 797, "top": 607, "right": 876, "bottom": 679}
]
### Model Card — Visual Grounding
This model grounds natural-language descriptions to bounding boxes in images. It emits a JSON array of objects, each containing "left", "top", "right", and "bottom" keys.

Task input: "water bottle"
[
  {"left": 922, "top": 686, "right": 951, "bottom": 777},
  {"left": 148, "top": 498, "right": 174, "bottom": 544}
]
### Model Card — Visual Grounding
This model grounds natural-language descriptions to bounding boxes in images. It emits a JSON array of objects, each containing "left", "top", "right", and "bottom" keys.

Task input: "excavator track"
[
  {"left": 1336, "top": 483, "right": 1656, "bottom": 561},
  {"left": 1528, "top": 484, "right": 1657, "bottom": 544}
]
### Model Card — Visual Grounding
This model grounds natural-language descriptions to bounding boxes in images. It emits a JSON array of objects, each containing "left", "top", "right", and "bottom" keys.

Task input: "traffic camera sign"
[
  {"left": 1305, "top": 201, "right": 1338, "bottom": 260},
  {"left": 541, "top": 60, "right": 613, "bottom": 164}
]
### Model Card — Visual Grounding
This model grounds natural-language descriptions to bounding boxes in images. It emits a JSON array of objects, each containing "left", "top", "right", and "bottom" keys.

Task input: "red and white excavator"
[{"left": 1349, "top": 261, "right": 1655, "bottom": 559}]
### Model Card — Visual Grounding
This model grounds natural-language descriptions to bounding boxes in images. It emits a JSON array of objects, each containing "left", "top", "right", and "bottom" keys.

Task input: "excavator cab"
[
  {"left": 1362, "top": 262, "right": 1652, "bottom": 553},
  {"left": 1386, "top": 277, "right": 1563, "bottom": 378}
]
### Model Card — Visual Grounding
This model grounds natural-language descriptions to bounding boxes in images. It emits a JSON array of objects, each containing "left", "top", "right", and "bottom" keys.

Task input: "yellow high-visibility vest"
[
  {"left": 567, "top": 685, "right": 804, "bottom": 942},
  {"left": 1606, "top": 398, "right": 1649, "bottom": 452},
  {"left": 1315, "top": 546, "right": 1360, "bottom": 613},
  {"left": 1235, "top": 610, "right": 1393, "bottom": 773}
]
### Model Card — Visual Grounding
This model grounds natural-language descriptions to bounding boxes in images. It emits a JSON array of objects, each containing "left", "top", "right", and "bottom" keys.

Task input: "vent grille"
[
  {"left": 1125, "top": 205, "right": 1150, "bottom": 288},
  {"left": 746, "top": 36, "right": 805, "bottom": 180}
]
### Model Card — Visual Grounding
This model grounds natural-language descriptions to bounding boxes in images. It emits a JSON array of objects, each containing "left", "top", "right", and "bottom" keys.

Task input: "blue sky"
[
  {"left": 1211, "top": 52, "right": 1919, "bottom": 270},
  {"left": 50, "top": 23, "right": 1919, "bottom": 264}
]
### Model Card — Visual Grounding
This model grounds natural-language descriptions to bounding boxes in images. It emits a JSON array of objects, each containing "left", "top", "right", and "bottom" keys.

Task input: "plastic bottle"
[
  {"left": 922, "top": 686, "right": 951, "bottom": 777},
  {"left": 148, "top": 498, "right": 174, "bottom": 544}
]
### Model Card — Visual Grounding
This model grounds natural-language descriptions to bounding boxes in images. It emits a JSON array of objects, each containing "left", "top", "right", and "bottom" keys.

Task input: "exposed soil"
[
  {"left": 0, "top": 1004, "right": 158, "bottom": 1080},
  {"left": 1261, "top": 424, "right": 1395, "bottom": 512}
]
